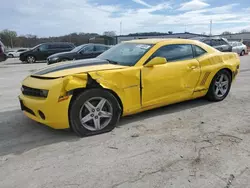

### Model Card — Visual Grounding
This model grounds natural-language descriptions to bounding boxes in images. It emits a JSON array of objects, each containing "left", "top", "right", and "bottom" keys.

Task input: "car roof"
[
  {"left": 124, "top": 38, "right": 203, "bottom": 45},
  {"left": 40, "top": 42, "right": 74, "bottom": 45}
]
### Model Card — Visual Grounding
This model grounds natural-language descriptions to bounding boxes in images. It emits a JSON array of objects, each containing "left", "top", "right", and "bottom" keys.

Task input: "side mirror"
[{"left": 144, "top": 57, "right": 167, "bottom": 67}]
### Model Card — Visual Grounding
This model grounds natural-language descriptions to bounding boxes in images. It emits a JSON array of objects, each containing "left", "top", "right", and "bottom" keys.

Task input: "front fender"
[{"left": 63, "top": 74, "right": 88, "bottom": 92}]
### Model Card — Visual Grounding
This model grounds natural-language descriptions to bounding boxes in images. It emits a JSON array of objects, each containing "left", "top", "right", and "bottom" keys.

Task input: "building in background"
[
  {"left": 89, "top": 36, "right": 116, "bottom": 45},
  {"left": 216, "top": 32, "right": 250, "bottom": 46}
]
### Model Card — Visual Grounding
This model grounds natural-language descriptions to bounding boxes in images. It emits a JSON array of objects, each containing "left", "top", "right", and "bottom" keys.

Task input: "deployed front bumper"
[{"left": 19, "top": 76, "right": 72, "bottom": 129}]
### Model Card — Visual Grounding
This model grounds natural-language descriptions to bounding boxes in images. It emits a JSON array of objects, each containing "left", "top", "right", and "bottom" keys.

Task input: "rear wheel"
[
  {"left": 206, "top": 70, "right": 232, "bottom": 101},
  {"left": 69, "top": 89, "right": 121, "bottom": 137},
  {"left": 8, "top": 54, "right": 14, "bottom": 58},
  {"left": 240, "top": 50, "right": 245, "bottom": 56}
]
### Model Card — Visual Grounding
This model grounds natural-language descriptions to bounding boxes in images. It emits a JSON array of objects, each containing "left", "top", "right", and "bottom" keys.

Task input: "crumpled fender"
[
  {"left": 61, "top": 69, "right": 141, "bottom": 116},
  {"left": 63, "top": 74, "right": 88, "bottom": 92},
  {"left": 89, "top": 69, "right": 141, "bottom": 115}
]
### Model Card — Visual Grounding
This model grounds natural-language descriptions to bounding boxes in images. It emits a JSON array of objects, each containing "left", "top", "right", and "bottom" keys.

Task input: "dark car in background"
[
  {"left": 19, "top": 42, "right": 75, "bottom": 63},
  {"left": 0, "top": 40, "right": 7, "bottom": 62},
  {"left": 47, "top": 43, "right": 110, "bottom": 65},
  {"left": 192, "top": 37, "right": 232, "bottom": 52}
]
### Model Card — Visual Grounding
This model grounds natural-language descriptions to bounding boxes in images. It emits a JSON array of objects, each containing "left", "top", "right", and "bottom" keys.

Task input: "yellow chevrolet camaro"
[{"left": 19, "top": 39, "right": 240, "bottom": 136}]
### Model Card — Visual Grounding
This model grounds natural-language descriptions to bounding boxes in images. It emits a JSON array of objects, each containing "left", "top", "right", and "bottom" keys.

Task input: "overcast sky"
[{"left": 1, "top": 0, "right": 250, "bottom": 37}]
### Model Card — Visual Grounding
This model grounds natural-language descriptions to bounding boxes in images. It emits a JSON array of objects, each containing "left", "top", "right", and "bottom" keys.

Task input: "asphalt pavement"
[{"left": 0, "top": 56, "right": 250, "bottom": 188}]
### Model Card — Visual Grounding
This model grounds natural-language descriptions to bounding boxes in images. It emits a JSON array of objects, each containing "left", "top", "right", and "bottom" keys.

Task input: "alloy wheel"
[
  {"left": 27, "top": 56, "right": 35, "bottom": 63},
  {"left": 214, "top": 74, "right": 229, "bottom": 98},
  {"left": 79, "top": 97, "right": 113, "bottom": 131}
]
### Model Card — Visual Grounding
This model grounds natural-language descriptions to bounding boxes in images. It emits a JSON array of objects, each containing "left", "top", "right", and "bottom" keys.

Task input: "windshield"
[
  {"left": 71, "top": 44, "right": 87, "bottom": 52},
  {"left": 97, "top": 43, "right": 153, "bottom": 66},
  {"left": 30, "top": 44, "right": 41, "bottom": 50}
]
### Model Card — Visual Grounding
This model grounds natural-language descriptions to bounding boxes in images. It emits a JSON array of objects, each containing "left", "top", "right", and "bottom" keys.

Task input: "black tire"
[
  {"left": 8, "top": 54, "right": 14, "bottom": 58},
  {"left": 69, "top": 89, "right": 122, "bottom": 137},
  {"left": 206, "top": 69, "right": 232, "bottom": 102},
  {"left": 26, "top": 55, "right": 36, "bottom": 63},
  {"left": 240, "top": 50, "right": 245, "bottom": 56}
]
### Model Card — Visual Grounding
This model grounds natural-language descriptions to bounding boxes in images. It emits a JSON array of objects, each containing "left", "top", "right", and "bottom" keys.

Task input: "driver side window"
[
  {"left": 152, "top": 44, "right": 194, "bottom": 62},
  {"left": 81, "top": 45, "right": 94, "bottom": 53},
  {"left": 39, "top": 44, "right": 48, "bottom": 51}
]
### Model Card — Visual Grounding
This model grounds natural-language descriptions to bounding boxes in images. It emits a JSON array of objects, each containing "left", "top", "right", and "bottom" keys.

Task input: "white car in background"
[
  {"left": 7, "top": 48, "right": 28, "bottom": 58},
  {"left": 229, "top": 41, "right": 248, "bottom": 56}
]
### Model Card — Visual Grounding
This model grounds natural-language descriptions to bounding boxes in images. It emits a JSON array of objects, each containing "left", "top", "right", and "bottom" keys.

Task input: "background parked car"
[
  {"left": 7, "top": 48, "right": 28, "bottom": 58},
  {"left": 19, "top": 42, "right": 75, "bottom": 63},
  {"left": 47, "top": 43, "right": 110, "bottom": 65},
  {"left": 0, "top": 40, "right": 7, "bottom": 62},
  {"left": 192, "top": 37, "right": 232, "bottom": 52},
  {"left": 229, "top": 41, "right": 248, "bottom": 56}
]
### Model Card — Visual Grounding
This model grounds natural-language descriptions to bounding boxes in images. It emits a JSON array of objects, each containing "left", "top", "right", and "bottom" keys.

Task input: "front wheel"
[
  {"left": 240, "top": 50, "right": 245, "bottom": 56},
  {"left": 69, "top": 89, "right": 122, "bottom": 137},
  {"left": 206, "top": 69, "right": 232, "bottom": 101},
  {"left": 26, "top": 56, "right": 36, "bottom": 63}
]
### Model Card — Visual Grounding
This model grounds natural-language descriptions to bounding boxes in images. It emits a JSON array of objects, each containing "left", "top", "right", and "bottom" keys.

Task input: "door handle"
[{"left": 189, "top": 65, "right": 197, "bottom": 70}]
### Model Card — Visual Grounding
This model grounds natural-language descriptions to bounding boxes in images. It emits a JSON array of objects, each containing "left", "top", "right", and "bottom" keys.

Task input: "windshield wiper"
[{"left": 105, "top": 59, "right": 119, "bottom": 65}]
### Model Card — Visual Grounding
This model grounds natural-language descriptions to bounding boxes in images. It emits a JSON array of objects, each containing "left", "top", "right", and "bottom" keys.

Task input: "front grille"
[{"left": 21, "top": 85, "right": 48, "bottom": 98}]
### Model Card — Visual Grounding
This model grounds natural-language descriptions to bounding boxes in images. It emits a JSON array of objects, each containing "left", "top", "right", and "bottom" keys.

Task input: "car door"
[
  {"left": 237, "top": 42, "right": 243, "bottom": 54},
  {"left": 35, "top": 44, "right": 49, "bottom": 60},
  {"left": 231, "top": 42, "right": 238, "bottom": 53},
  {"left": 94, "top": 45, "right": 108, "bottom": 57},
  {"left": 78, "top": 44, "right": 95, "bottom": 59},
  {"left": 211, "top": 39, "right": 223, "bottom": 51},
  {"left": 141, "top": 44, "right": 201, "bottom": 107},
  {"left": 220, "top": 39, "right": 232, "bottom": 52},
  {"left": 47, "top": 44, "right": 61, "bottom": 58}
]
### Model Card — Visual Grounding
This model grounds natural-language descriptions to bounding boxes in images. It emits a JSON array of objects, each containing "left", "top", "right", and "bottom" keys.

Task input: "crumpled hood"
[{"left": 32, "top": 58, "right": 126, "bottom": 78}]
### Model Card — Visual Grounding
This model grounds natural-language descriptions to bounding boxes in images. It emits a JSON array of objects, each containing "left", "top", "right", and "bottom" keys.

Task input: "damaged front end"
[{"left": 61, "top": 68, "right": 142, "bottom": 116}]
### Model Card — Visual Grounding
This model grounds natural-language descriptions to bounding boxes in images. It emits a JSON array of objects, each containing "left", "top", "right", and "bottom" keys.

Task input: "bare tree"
[{"left": 240, "top": 29, "right": 250, "bottom": 33}]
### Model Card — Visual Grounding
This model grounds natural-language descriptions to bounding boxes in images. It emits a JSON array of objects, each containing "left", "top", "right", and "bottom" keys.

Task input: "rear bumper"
[
  {"left": 19, "top": 76, "right": 72, "bottom": 129},
  {"left": 0, "top": 53, "right": 7, "bottom": 62}
]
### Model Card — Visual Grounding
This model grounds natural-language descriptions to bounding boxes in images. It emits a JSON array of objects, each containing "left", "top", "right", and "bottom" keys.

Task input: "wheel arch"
[
  {"left": 207, "top": 67, "right": 233, "bottom": 89},
  {"left": 67, "top": 86, "right": 124, "bottom": 129},
  {"left": 220, "top": 68, "right": 233, "bottom": 80}
]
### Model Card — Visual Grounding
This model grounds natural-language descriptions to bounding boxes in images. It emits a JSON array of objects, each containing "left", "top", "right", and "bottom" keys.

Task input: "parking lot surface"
[{"left": 0, "top": 56, "right": 250, "bottom": 188}]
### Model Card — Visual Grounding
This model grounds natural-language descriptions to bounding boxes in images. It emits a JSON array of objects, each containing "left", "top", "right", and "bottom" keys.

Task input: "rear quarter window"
[{"left": 193, "top": 45, "right": 207, "bottom": 57}]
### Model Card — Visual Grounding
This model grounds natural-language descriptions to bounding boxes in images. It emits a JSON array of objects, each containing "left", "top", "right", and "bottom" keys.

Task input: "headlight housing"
[
  {"left": 50, "top": 57, "right": 59, "bottom": 61},
  {"left": 21, "top": 86, "right": 49, "bottom": 98}
]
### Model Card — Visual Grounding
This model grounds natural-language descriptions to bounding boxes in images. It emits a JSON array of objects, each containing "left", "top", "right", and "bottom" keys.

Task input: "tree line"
[
  {"left": 0, "top": 29, "right": 100, "bottom": 48},
  {"left": 1, "top": 28, "right": 250, "bottom": 49}
]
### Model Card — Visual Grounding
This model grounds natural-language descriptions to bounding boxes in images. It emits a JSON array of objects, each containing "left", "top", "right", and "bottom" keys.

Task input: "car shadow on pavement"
[
  {"left": 0, "top": 98, "right": 210, "bottom": 157},
  {"left": 3, "top": 59, "right": 47, "bottom": 65},
  {"left": 119, "top": 98, "right": 211, "bottom": 126},
  {"left": 0, "top": 109, "right": 79, "bottom": 156}
]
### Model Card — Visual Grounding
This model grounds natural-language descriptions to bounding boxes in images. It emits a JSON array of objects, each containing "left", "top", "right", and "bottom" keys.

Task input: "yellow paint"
[
  {"left": 144, "top": 57, "right": 167, "bottom": 67},
  {"left": 141, "top": 58, "right": 201, "bottom": 107},
  {"left": 20, "top": 38, "right": 240, "bottom": 129},
  {"left": 63, "top": 74, "right": 88, "bottom": 91},
  {"left": 38, "top": 64, "right": 126, "bottom": 78}
]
